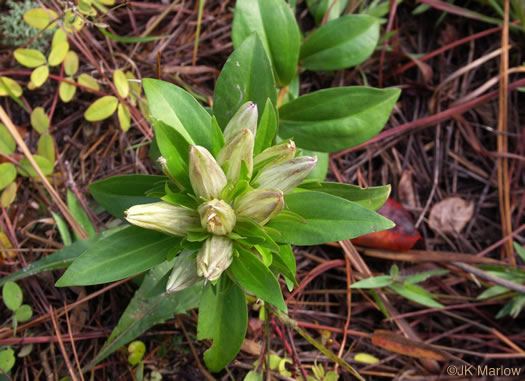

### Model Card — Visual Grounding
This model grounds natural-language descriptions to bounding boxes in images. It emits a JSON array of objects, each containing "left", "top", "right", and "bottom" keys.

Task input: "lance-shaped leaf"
[
  {"left": 266, "top": 190, "right": 394, "bottom": 245},
  {"left": 143, "top": 79, "right": 212, "bottom": 151},
  {"left": 89, "top": 174, "right": 166, "bottom": 219},
  {"left": 279, "top": 87, "right": 400, "bottom": 152},
  {"left": 298, "top": 182, "right": 390, "bottom": 211},
  {"left": 230, "top": 245, "right": 287, "bottom": 312},
  {"left": 232, "top": 0, "right": 301, "bottom": 86},
  {"left": 197, "top": 276, "right": 248, "bottom": 372},
  {"left": 300, "top": 15, "right": 380, "bottom": 71},
  {"left": 213, "top": 34, "right": 276, "bottom": 128},
  {"left": 85, "top": 261, "right": 202, "bottom": 369},
  {"left": 56, "top": 226, "right": 181, "bottom": 286},
  {"left": 306, "top": 0, "right": 349, "bottom": 24}
]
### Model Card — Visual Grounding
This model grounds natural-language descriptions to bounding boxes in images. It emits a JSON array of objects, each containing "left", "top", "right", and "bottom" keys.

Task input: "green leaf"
[
  {"left": 0, "top": 228, "right": 124, "bottom": 287},
  {"left": 234, "top": 218, "right": 280, "bottom": 252},
  {"left": 51, "top": 211, "right": 72, "bottom": 246},
  {"left": 2, "top": 281, "right": 23, "bottom": 311},
  {"left": 84, "top": 96, "right": 119, "bottom": 121},
  {"left": 52, "top": 29, "right": 67, "bottom": 47},
  {"left": 279, "top": 87, "right": 400, "bottom": 152},
  {"left": 37, "top": 133, "right": 55, "bottom": 164},
  {"left": 117, "top": 103, "right": 131, "bottom": 132},
  {"left": 270, "top": 245, "right": 297, "bottom": 285},
  {"left": 197, "top": 276, "right": 248, "bottom": 372},
  {"left": 31, "top": 107, "right": 49, "bottom": 134},
  {"left": 298, "top": 182, "right": 390, "bottom": 210},
  {"left": 306, "top": 0, "right": 348, "bottom": 24},
  {"left": 254, "top": 99, "right": 278, "bottom": 155},
  {"left": 59, "top": 78, "right": 76, "bottom": 103},
  {"left": 266, "top": 190, "right": 394, "bottom": 245},
  {"left": 403, "top": 270, "right": 448, "bottom": 284},
  {"left": 31, "top": 65, "right": 49, "bottom": 88},
  {"left": 113, "top": 69, "right": 129, "bottom": 98},
  {"left": 143, "top": 79, "right": 212, "bottom": 151},
  {"left": 64, "top": 51, "right": 79, "bottom": 76},
  {"left": 78, "top": 73, "right": 100, "bottom": 91},
  {"left": 514, "top": 241, "right": 525, "bottom": 262},
  {"left": 56, "top": 226, "right": 181, "bottom": 286},
  {"left": 14, "top": 48, "right": 47, "bottom": 68},
  {"left": 477, "top": 285, "right": 509, "bottom": 300},
  {"left": 48, "top": 41, "right": 69, "bottom": 67},
  {"left": 210, "top": 116, "right": 225, "bottom": 157},
  {"left": 390, "top": 283, "right": 444, "bottom": 308},
  {"left": 1, "top": 182, "right": 17, "bottom": 208},
  {"left": 350, "top": 275, "right": 392, "bottom": 289},
  {"left": 231, "top": 245, "right": 287, "bottom": 312},
  {"left": 67, "top": 190, "right": 97, "bottom": 239},
  {"left": 15, "top": 305, "right": 33, "bottom": 322},
  {"left": 300, "top": 15, "right": 380, "bottom": 71},
  {"left": 23, "top": 8, "right": 57, "bottom": 30},
  {"left": 151, "top": 118, "right": 191, "bottom": 190},
  {"left": 86, "top": 261, "right": 201, "bottom": 369},
  {"left": 18, "top": 155, "right": 53, "bottom": 177},
  {"left": 232, "top": 0, "right": 301, "bottom": 86},
  {"left": 0, "top": 349, "right": 15, "bottom": 373},
  {"left": 89, "top": 174, "right": 166, "bottom": 219},
  {"left": 213, "top": 34, "right": 276, "bottom": 128},
  {"left": 98, "top": 27, "right": 168, "bottom": 43},
  {"left": 0, "top": 77, "right": 23, "bottom": 97},
  {"left": 0, "top": 123, "right": 15, "bottom": 155},
  {"left": 0, "top": 163, "right": 16, "bottom": 191}
]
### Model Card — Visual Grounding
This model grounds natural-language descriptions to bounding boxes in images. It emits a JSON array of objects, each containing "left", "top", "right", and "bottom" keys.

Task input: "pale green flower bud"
[
  {"left": 223, "top": 101, "right": 257, "bottom": 143},
  {"left": 217, "top": 128, "right": 254, "bottom": 183},
  {"left": 253, "top": 140, "right": 296, "bottom": 168},
  {"left": 196, "top": 235, "right": 233, "bottom": 281},
  {"left": 198, "top": 199, "right": 236, "bottom": 235},
  {"left": 125, "top": 201, "right": 200, "bottom": 236},
  {"left": 189, "top": 145, "right": 227, "bottom": 200},
  {"left": 166, "top": 251, "right": 200, "bottom": 293},
  {"left": 234, "top": 188, "right": 284, "bottom": 225},
  {"left": 254, "top": 156, "right": 318, "bottom": 194}
]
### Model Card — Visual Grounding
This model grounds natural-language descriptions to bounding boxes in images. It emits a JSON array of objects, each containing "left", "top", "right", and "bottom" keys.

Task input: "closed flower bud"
[
  {"left": 166, "top": 251, "right": 200, "bottom": 293},
  {"left": 255, "top": 156, "right": 318, "bottom": 194},
  {"left": 196, "top": 235, "right": 233, "bottom": 281},
  {"left": 234, "top": 188, "right": 284, "bottom": 225},
  {"left": 157, "top": 156, "right": 184, "bottom": 190},
  {"left": 217, "top": 128, "right": 254, "bottom": 183},
  {"left": 223, "top": 101, "right": 257, "bottom": 143},
  {"left": 189, "top": 145, "right": 227, "bottom": 200},
  {"left": 253, "top": 140, "right": 296, "bottom": 168},
  {"left": 198, "top": 199, "right": 236, "bottom": 235},
  {"left": 125, "top": 201, "right": 200, "bottom": 236}
]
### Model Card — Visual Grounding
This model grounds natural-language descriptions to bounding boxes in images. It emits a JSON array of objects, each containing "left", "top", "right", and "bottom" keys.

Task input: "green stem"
[{"left": 268, "top": 305, "right": 365, "bottom": 381}]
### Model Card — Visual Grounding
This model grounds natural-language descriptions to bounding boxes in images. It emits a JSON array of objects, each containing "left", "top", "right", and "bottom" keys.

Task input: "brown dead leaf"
[
  {"left": 372, "top": 330, "right": 447, "bottom": 361},
  {"left": 398, "top": 170, "right": 417, "bottom": 208},
  {"left": 69, "top": 287, "right": 88, "bottom": 332},
  {"left": 428, "top": 197, "right": 474, "bottom": 234}
]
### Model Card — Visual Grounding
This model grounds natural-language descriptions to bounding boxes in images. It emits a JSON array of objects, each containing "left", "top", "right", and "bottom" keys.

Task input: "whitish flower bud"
[
  {"left": 254, "top": 140, "right": 296, "bottom": 168},
  {"left": 255, "top": 156, "right": 318, "bottom": 194},
  {"left": 234, "top": 188, "right": 284, "bottom": 225},
  {"left": 166, "top": 251, "right": 200, "bottom": 293},
  {"left": 198, "top": 199, "right": 236, "bottom": 235},
  {"left": 196, "top": 235, "right": 233, "bottom": 281},
  {"left": 223, "top": 102, "right": 257, "bottom": 143},
  {"left": 125, "top": 201, "right": 200, "bottom": 236},
  {"left": 217, "top": 128, "right": 254, "bottom": 183},
  {"left": 189, "top": 145, "right": 227, "bottom": 200}
]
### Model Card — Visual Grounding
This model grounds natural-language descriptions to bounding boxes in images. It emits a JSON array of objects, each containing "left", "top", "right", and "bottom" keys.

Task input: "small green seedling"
[
  {"left": 2, "top": 281, "right": 34, "bottom": 332},
  {"left": 351, "top": 265, "right": 448, "bottom": 309}
]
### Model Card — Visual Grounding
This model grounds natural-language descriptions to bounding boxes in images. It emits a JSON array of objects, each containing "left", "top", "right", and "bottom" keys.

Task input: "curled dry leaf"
[
  {"left": 428, "top": 197, "right": 474, "bottom": 234},
  {"left": 398, "top": 170, "right": 417, "bottom": 209}
]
